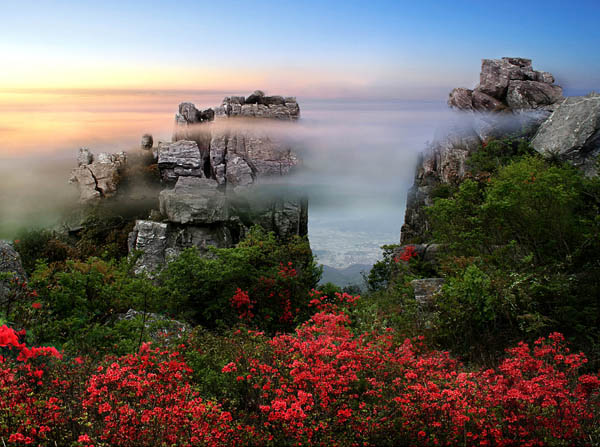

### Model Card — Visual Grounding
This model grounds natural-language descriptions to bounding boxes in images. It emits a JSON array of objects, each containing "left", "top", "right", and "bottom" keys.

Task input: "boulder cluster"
[
  {"left": 448, "top": 57, "right": 563, "bottom": 112},
  {"left": 68, "top": 91, "right": 307, "bottom": 274}
]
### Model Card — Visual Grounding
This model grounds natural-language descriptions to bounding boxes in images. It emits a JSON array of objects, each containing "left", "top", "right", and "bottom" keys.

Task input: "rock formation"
[
  {"left": 448, "top": 58, "right": 563, "bottom": 112},
  {"left": 215, "top": 90, "right": 300, "bottom": 120},
  {"left": 532, "top": 93, "right": 600, "bottom": 176},
  {"left": 0, "top": 241, "right": 26, "bottom": 305},
  {"left": 401, "top": 58, "right": 564, "bottom": 245},
  {"left": 69, "top": 148, "right": 126, "bottom": 202},
  {"left": 124, "top": 91, "right": 307, "bottom": 273}
]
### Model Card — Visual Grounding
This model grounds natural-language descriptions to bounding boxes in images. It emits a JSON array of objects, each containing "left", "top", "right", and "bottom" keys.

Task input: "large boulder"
[
  {"left": 159, "top": 177, "right": 228, "bottom": 224},
  {"left": 448, "top": 57, "right": 562, "bottom": 112},
  {"left": 532, "top": 93, "right": 600, "bottom": 176},
  {"left": 157, "top": 140, "right": 205, "bottom": 183},
  {"left": 117, "top": 309, "right": 190, "bottom": 341},
  {"left": 410, "top": 278, "right": 445, "bottom": 306},
  {"left": 69, "top": 149, "right": 126, "bottom": 202},
  {"left": 128, "top": 219, "right": 233, "bottom": 274},
  {"left": 506, "top": 81, "right": 563, "bottom": 109}
]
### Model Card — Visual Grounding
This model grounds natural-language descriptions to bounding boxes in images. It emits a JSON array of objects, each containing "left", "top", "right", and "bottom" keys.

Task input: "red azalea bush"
[
  {"left": 221, "top": 293, "right": 600, "bottom": 446},
  {"left": 1, "top": 290, "right": 600, "bottom": 446},
  {"left": 81, "top": 343, "right": 245, "bottom": 447}
]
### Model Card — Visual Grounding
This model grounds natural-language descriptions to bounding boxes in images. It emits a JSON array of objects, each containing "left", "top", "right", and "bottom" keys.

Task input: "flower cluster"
[
  {"left": 1, "top": 303, "right": 599, "bottom": 446},
  {"left": 395, "top": 245, "right": 418, "bottom": 263}
]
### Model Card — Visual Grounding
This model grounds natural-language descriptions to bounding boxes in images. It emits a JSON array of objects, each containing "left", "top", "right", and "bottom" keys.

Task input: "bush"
[
  {"left": 425, "top": 155, "right": 600, "bottom": 363},
  {"left": 160, "top": 227, "right": 321, "bottom": 333},
  {"left": 20, "top": 258, "right": 161, "bottom": 357}
]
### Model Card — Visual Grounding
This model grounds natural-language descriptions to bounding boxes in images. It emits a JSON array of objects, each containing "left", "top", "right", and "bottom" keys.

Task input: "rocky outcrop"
[
  {"left": 67, "top": 92, "right": 308, "bottom": 274},
  {"left": 141, "top": 134, "right": 153, "bottom": 150},
  {"left": 175, "top": 102, "right": 215, "bottom": 126},
  {"left": 157, "top": 140, "right": 206, "bottom": 183},
  {"left": 410, "top": 278, "right": 445, "bottom": 306},
  {"left": 128, "top": 220, "right": 232, "bottom": 274},
  {"left": 171, "top": 91, "right": 301, "bottom": 191},
  {"left": 159, "top": 177, "right": 228, "bottom": 225},
  {"left": 0, "top": 241, "right": 26, "bottom": 304},
  {"left": 532, "top": 93, "right": 600, "bottom": 176},
  {"left": 215, "top": 90, "right": 300, "bottom": 120},
  {"left": 69, "top": 148, "right": 126, "bottom": 202},
  {"left": 401, "top": 58, "right": 562, "bottom": 244},
  {"left": 448, "top": 58, "right": 563, "bottom": 112},
  {"left": 208, "top": 129, "right": 299, "bottom": 189}
]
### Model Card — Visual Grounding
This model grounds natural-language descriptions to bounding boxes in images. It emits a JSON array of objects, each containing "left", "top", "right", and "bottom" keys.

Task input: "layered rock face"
[
  {"left": 401, "top": 58, "right": 564, "bottom": 245},
  {"left": 448, "top": 58, "right": 563, "bottom": 112},
  {"left": 215, "top": 90, "right": 300, "bottom": 120}
]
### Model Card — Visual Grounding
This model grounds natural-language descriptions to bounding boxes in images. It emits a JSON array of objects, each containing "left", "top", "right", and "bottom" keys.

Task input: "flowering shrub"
[
  {"left": 81, "top": 344, "right": 244, "bottom": 447},
  {"left": 1, "top": 302, "right": 599, "bottom": 446},
  {"left": 395, "top": 245, "right": 418, "bottom": 263},
  {"left": 221, "top": 295, "right": 600, "bottom": 446}
]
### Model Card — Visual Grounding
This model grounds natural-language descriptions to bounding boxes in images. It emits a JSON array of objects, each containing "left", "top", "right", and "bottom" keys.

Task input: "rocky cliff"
[
  {"left": 69, "top": 91, "right": 308, "bottom": 274},
  {"left": 402, "top": 58, "right": 569, "bottom": 245}
]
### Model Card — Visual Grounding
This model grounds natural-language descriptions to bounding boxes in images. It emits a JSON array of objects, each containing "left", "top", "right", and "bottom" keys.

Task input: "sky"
[{"left": 1, "top": 0, "right": 599, "bottom": 98}]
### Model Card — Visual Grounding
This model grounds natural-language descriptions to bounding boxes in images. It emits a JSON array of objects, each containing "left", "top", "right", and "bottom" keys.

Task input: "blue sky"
[{"left": 1, "top": 0, "right": 599, "bottom": 97}]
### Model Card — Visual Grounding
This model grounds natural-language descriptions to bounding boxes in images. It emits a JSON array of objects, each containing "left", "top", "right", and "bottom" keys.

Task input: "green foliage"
[
  {"left": 181, "top": 327, "right": 272, "bottom": 410},
  {"left": 21, "top": 257, "right": 161, "bottom": 357},
  {"left": 425, "top": 155, "right": 600, "bottom": 364},
  {"left": 317, "top": 282, "right": 343, "bottom": 298},
  {"left": 75, "top": 213, "right": 135, "bottom": 260},
  {"left": 160, "top": 226, "right": 321, "bottom": 332},
  {"left": 468, "top": 137, "right": 534, "bottom": 175},
  {"left": 366, "top": 244, "right": 400, "bottom": 292},
  {"left": 13, "top": 229, "right": 75, "bottom": 274}
]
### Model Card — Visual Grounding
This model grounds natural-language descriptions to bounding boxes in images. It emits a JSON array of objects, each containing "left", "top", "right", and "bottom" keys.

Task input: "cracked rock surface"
[{"left": 69, "top": 148, "right": 126, "bottom": 202}]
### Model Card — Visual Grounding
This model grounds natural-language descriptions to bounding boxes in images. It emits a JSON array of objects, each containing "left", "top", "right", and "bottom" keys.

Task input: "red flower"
[{"left": 32, "top": 302, "right": 42, "bottom": 309}]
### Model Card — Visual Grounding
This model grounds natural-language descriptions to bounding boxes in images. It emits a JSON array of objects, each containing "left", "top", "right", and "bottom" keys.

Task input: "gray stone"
[
  {"left": 506, "top": 80, "right": 563, "bottom": 109},
  {"left": 159, "top": 177, "right": 228, "bottom": 224},
  {"left": 77, "top": 147, "right": 94, "bottom": 166},
  {"left": 128, "top": 219, "right": 233, "bottom": 274},
  {"left": 117, "top": 309, "right": 190, "bottom": 341},
  {"left": 69, "top": 150, "right": 125, "bottom": 202},
  {"left": 141, "top": 134, "right": 153, "bottom": 149},
  {"left": 532, "top": 93, "right": 600, "bottom": 175},
  {"left": 128, "top": 220, "right": 169, "bottom": 274},
  {"left": 0, "top": 241, "right": 26, "bottom": 305},
  {"left": 448, "top": 88, "right": 473, "bottom": 110},
  {"left": 177, "top": 102, "right": 200, "bottom": 124},
  {"left": 479, "top": 58, "right": 532, "bottom": 99},
  {"left": 410, "top": 278, "right": 445, "bottom": 306},
  {"left": 226, "top": 154, "right": 254, "bottom": 189},
  {"left": 472, "top": 90, "right": 505, "bottom": 112},
  {"left": 157, "top": 140, "right": 203, "bottom": 183}
]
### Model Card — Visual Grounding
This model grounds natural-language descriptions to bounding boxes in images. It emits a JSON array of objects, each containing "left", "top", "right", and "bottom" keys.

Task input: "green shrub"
[{"left": 160, "top": 226, "right": 321, "bottom": 333}]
